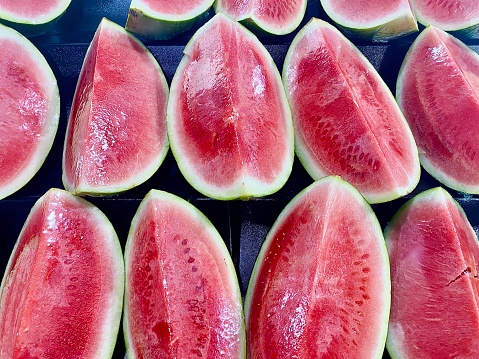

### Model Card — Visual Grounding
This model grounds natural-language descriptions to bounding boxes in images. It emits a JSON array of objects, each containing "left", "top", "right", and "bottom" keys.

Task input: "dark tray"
[{"left": 1, "top": 0, "right": 478, "bottom": 358}]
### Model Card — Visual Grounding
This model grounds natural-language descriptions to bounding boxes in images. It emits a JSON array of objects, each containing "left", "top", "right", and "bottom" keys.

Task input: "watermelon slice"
[
  {"left": 214, "top": 0, "right": 307, "bottom": 35},
  {"left": 385, "top": 187, "right": 479, "bottom": 358},
  {"left": 0, "top": 0, "right": 71, "bottom": 25},
  {"left": 320, "top": 0, "right": 418, "bottom": 41},
  {"left": 167, "top": 14, "right": 294, "bottom": 200},
  {"left": 397, "top": 26, "right": 479, "bottom": 194},
  {"left": 0, "top": 23, "right": 60, "bottom": 200},
  {"left": 63, "top": 18, "right": 169, "bottom": 196},
  {"left": 126, "top": 0, "right": 215, "bottom": 40},
  {"left": 124, "top": 190, "right": 245, "bottom": 358},
  {"left": 283, "top": 18, "right": 420, "bottom": 204},
  {"left": 245, "top": 176, "right": 390, "bottom": 358},
  {"left": 0, "top": 188, "right": 124, "bottom": 358}
]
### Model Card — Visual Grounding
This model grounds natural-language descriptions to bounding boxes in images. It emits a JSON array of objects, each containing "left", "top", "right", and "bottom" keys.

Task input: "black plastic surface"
[{"left": 1, "top": 0, "right": 479, "bottom": 358}]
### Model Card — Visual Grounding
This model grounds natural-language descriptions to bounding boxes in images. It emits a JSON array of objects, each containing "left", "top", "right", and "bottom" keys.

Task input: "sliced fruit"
[
  {"left": 245, "top": 176, "right": 390, "bottom": 358},
  {"left": 124, "top": 190, "right": 245, "bottom": 358},
  {"left": 0, "top": 188, "right": 124, "bottom": 358},
  {"left": 0, "top": 0, "right": 71, "bottom": 25},
  {"left": 385, "top": 187, "right": 479, "bottom": 358},
  {"left": 214, "top": 0, "right": 307, "bottom": 35},
  {"left": 126, "top": 0, "right": 214, "bottom": 40},
  {"left": 0, "top": 23, "right": 60, "bottom": 200},
  {"left": 63, "top": 18, "right": 169, "bottom": 196},
  {"left": 167, "top": 13, "right": 294, "bottom": 200},
  {"left": 283, "top": 18, "right": 420, "bottom": 204},
  {"left": 320, "top": 0, "right": 418, "bottom": 41},
  {"left": 397, "top": 26, "right": 479, "bottom": 194}
]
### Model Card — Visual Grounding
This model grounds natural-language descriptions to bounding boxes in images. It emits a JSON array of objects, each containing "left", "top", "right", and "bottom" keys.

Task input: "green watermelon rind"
[
  {"left": 167, "top": 13, "right": 294, "bottom": 201},
  {"left": 282, "top": 18, "right": 420, "bottom": 204},
  {"left": 0, "top": 23, "right": 60, "bottom": 201},
  {"left": 0, "top": 188, "right": 124, "bottom": 359},
  {"left": 320, "top": 0, "right": 418, "bottom": 41},
  {"left": 244, "top": 176, "right": 391, "bottom": 358},
  {"left": 0, "top": 0, "right": 72, "bottom": 25},
  {"left": 125, "top": 0, "right": 215, "bottom": 40},
  {"left": 396, "top": 25, "right": 479, "bottom": 195},
  {"left": 123, "top": 189, "right": 246, "bottom": 359},
  {"left": 62, "top": 18, "right": 170, "bottom": 196}
]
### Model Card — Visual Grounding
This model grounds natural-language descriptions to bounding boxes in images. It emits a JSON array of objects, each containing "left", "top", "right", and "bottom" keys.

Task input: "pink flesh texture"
[
  {"left": 324, "top": 0, "right": 411, "bottom": 24},
  {"left": 0, "top": 191, "right": 117, "bottom": 358},
  {"left": 410, "top": 0, "right": 479, "bottom": 27},
  {"left": 0, "top": 39, "right": 48, "bottom": 186},
  {"left": 285, "top": 23, "right": 417, "bottom": 199},
  {"left": 399, "top": 27, "right": 479, "bottom": 188},
  {"left": 386, "top": 191, "right": 479, "bottom": 358},
  {"left": 139, "top": 0, "right": 209, "bottom": 15},
  {"left": 64, "top": 21, "right": 167, "bottom": 190},
  {"left": 126, "top": 197, "right": 242, "bottom": 358},
  {"left": 175, "top": 16, "right": 289, "bottom": 188},
  {"left": 247, "top": 180, "right": 388, "bottom": 358},
  {"left": 0, "top": 0, "right": 62, "bottom": 17}
]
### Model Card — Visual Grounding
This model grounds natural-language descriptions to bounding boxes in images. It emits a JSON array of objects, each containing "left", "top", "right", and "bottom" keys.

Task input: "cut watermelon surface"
[
  {"left": 385, "top": 187, "right": 479, "bottom": 358},
  {"left": 124, "top": 190, "right": 245, "bottom": 358},
  {"left": 0, "top": 23, "right": 60, "bottom": 200},
  {"left": 0, "top": 188, "right": 124, "bottom": 359},
  {"left": 63, "top": 18, "right": 169, "bottom": 195},
  {"left": 0, "top": 0, "right": 71, "bottom": 25}
]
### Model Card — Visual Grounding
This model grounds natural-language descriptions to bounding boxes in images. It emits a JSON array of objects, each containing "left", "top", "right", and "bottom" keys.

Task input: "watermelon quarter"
[
  {"left": 63, "top": 18, "right": 169, "bottom": 196},
  {"left": 385, "top": 187, "right": 479, "bottom": 358},
  {"left": 283, "top": 18, "right": 420, "bottom": 204},
  {"left": 0, "top": 188, "right": 124, "bottom": 358},
  {"left": 0, "top": 23, "right": 60, "bottom": 200},
  {"left": 245, "top": 176, "right": 390, "bottom": 358},
  {"left": 0, "top": 0, "right": 71, "bottom": 25},
  {"left": 167, "top": 14, "right": 294, "bottom": 200},
  {"left": 124, "top": 190, "right": 245, "bottom": 358},
  {"left": 397, "top": 26, "right": 479, "bottom": 194}
]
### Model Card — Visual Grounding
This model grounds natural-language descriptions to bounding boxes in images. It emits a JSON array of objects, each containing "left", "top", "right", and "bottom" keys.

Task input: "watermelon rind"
[
  {"left": 123, "top": 189, "right": 246, "bottom": 359},
  {"left": 0, "top": 23, "right": 60, "bottom": 201},
  {"left": 0, "top": 188, "right": 124, "bottom": 359},
  {"left": 62, "top": 18, "right": 170, "bottom": 196},
  {"left": 0, "top": 0, "right": 72, "bottom": 25},
  {"left": 167, "top": 13, "right": 294, "bottom": 200},
  {"left": 244, "top": 176, "right": 390, "bottom": 358},
  {"left": 320, "top": 0, "right": 418, "bottom": 41},
  {"left": 126, "top": 0, "right": 214, "bottom": 40}
]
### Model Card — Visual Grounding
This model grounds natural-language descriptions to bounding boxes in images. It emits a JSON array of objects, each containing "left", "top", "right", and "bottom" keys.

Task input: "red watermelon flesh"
[
  {"left": 283, "top": 18, "right": 420, "bottom": 204},
  {"left": 63, "top": 18, "right": 169, "bottom": 195},
  {"left": 397, "top": 26, "right": 479, "bottom": 194},
  {"left": 0, "top": 188, "right": 124, "bottom": 359},
  {"left": 124, "top": 190, "right": 244, "bottom": 358},
  {"left": 167, "top": 14, "right": 294, "bottom": 200},
  {"left": 385, "top": 187, "right": 479, "bottom": 358},
  {"left": 135, "top": 0, "right": 211, "bottom": 15},
  {"left": 0, "top": 0, "right": 71, "bottom": 24},
  {"left": 245, "top": 176, "right": 390, "bottom": 358}
]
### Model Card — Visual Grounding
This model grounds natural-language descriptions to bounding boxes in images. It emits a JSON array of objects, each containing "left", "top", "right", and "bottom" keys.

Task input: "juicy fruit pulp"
[
  {"left": 245, "top": 176, "right": 390, "bottom": 358},
  {"left": 0, "top": 188, "right": 124, "bottom": 359},
  {"left": 214, "top": 0, "right": 307, "bottom": 35},
  {"left": 397, "top": 26, "right": 479, "bottom": 194},
  {"left": 385, "top": 188, "right": 479, "bottom": 358},
  {"left": 0, "top": 0, "right": 71, "bottom": 25},
  {"left": 167, "top": 14, "right": 294, "bottom": 200},
  {"left": 124, "top": 190, "right": 245, "bottom": 358},
  {"left": 0, "top": 23, "right": 60, "bottom": 200},
  {"left": 283, "top": 18, "right": 420, "bottom": 204},
  {"left": 63, "top": 18, "right": 169, "bottom": 195}
]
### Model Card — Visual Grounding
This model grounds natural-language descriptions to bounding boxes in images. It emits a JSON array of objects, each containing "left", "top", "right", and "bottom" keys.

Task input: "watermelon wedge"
[
  {"left": 0, "top": 0, "right": 71, "bottom": 25},
  {"left": 126, "top": 0, "right": 214, "bottom": 40},
  {"left": 283, "top": 18, "right": 420, "bottom": 204},
  {"left": 63, "top": 18, "right": 169, "bottom": 196},
  {"left": 0, "top": 188, "right": 124, "bottom": 358},
  {"left": 385, "top": 187, "right": 479, "bottom": 358},
  {"left": 214, "top": 0, "right": 307, "bottom": 35},
  {"left": 320, "top": 0, "right": 418, "bottom": 41},
  {"left": 0, "top": 23, "right": 60, "bottom": 200},
  {"left": 245, "top": 176, "right": 390, "bottom": 358},
  {"left": 124, "top": 190, "right": 245, "bottom": 358},
  {"left": 167, "top": 14, "right": 294, "bottom": 200},
  {"left": 397, "top": 26, "right": 479, "bottom": 194}
]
